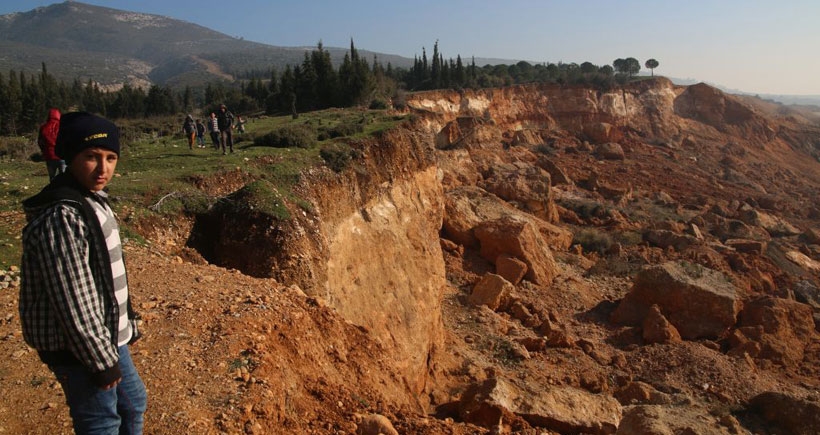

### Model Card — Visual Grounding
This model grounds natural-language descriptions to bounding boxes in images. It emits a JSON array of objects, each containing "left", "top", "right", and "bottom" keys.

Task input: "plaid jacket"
[{"left": 20, "top": 173, "right": 138, "bottom": 386}]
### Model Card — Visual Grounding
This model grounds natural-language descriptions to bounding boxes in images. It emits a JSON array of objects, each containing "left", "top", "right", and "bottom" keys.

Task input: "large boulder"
[
  {"left": 711, "top": 218, "right": 771, "bottom": 242},
  {"left": 535, "top": 155, "right": 573, "bottom": 186},
  {"left": 479, "top": 165, "right": 558, "bottom": 223},
  {"left": 460, "top": 377, "right": 621, "bottom": 435},
  {"left": 495, "top": 254, "right": 528, "bottom": 285},
  {"left": 724, "top": 238, "right": 767, "bottom": 255},
  {"left": 803, "top": 227, "right": 820, "bottom": 244},
  {"left": 584, "top": 122, "right": 622, "bottom": 144},
  {"left": 468, "top": 273, "right": 515, "bottom": 311},
  {"left": 443, "top": 186, "right": 572, "bottom": 251},
  {"left": 738, "top": 208, "right": 801, "bottom": 237},
  {"left": 793, "top": 280, "right": 820, "bottom": 310},
  {"left": 611, "top": 261, "right": 742, "bottom": 340},
  {"left": 594, "top": 142, "right": 626, "bottom": 160},
  {"left": 617, "top": 404, "right": 745, "bottom": 435},
  {"left": 785, "top": 250, "right": 820, "bottom": 273},
  {"left": 747, "top": 392, "right": 820, "bottom": 435},
  {"left": 474, "top": 216, "right": 559, "bottom": 286},
  {"left": 643, "top": 229, "right": 700, "bottom": 252},
  {"left": 728, "top": 296, "right": 816, "bottom": 367},
  {"left": 435, "top": 119, "right": 463, "bottom": 149},
  {"left": 613, "top": 382, "right": 672, "bottom": 406},
  {"left": 642, "top": 304, "right": 682, "bottom": 344}
]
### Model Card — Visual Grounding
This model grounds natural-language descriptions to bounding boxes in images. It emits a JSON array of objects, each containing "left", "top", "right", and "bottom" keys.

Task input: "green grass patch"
[{"left": 224, "top": 179, "right": 290, "bottom": 220}]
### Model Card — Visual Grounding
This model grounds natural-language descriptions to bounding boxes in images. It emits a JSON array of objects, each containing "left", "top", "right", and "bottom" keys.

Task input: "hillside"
[
  {"left": 0, "top": 1, "right": 416, "bottom": 89},
  {"left": 1, "top": 79, "right": 820, "bottom": 434}
]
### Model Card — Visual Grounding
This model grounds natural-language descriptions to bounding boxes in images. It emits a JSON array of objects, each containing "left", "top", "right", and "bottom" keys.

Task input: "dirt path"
[{"left": 191, "top": 55, "right": 234, "bottom": 81}]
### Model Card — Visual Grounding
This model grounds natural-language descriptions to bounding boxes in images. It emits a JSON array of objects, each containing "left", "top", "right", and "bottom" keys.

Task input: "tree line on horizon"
[{"left": 0, "top": 41, "right": 658, "bottom": 136}]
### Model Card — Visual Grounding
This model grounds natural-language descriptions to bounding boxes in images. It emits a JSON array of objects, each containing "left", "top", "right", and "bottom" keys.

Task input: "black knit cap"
[{"left": 55, "top": 112, "right": 120, "bottom": 163}]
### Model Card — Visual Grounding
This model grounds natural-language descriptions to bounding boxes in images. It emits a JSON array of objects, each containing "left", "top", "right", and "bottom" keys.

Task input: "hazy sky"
[{"left": 2, "top": 0, "right": 819, "bottom": 95}]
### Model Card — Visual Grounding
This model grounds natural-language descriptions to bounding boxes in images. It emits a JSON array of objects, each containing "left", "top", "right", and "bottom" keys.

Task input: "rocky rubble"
[{"left": 406, "top": 79, "right": 820, "bottom": 433}]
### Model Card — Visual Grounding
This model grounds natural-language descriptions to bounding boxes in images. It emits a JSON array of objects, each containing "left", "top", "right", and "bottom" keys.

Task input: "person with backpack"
[
  {"left": 38, "top": 108, "right": 64, "bottom": 180},
  {"left": 216, "top": 104, "right": 234, "bottom": 154},
  {"left": 182, "top": 114, "right": 196, "bottom": 150}
]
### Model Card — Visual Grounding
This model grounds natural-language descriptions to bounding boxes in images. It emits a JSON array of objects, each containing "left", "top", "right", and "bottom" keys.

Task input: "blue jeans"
[
  {"left": 49, "top": 346, "right": 147, "bottom": 435},
  {"left": 220, "top": 129, "right": 233, "bottom": 153}
]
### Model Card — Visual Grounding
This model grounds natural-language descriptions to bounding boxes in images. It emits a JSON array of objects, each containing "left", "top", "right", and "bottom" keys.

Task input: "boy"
[{"left": 20, "top": 112, "right": 147, "bottom": 434}]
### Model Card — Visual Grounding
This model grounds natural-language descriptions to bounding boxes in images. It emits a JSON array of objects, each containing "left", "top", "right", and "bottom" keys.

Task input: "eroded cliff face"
[
  {"left": 324, "top": 165, "right": 444, "bottom": 394},
  {"left": 406, "top": 78, "right": 683, "bottom": 140},
  {"left": 295, "top": 128, "right": 445, "bottom": 404},
  {"left": 404, "top": 77, "right": 787, "bottom": 150}
]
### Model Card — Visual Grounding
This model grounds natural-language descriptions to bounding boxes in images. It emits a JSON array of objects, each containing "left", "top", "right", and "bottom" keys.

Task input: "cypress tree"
[
  {"left": 5, "top": 70, "right": 22, "bottom": 134},
  {"left": 312, "top": 41, "right": 338, "bottom": 108},
  {"left": 431, "top": 41, "right": 441, "bottom": 88},
  {"left": 455, "top": 55, "right": 466, "bottom": 87}
]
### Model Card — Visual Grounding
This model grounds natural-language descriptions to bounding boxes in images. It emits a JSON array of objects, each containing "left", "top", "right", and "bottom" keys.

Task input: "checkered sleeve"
[{"left": 35, "top": 205, "right": 119, "bottom": 373}]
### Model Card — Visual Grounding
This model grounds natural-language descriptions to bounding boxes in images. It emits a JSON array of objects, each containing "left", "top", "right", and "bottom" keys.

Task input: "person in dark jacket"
[
  {"left": 20, "top": 112, "right": 147, "bottom": 434},
  {"left": 38, "top": 108, "right": 64, "bottom": 180},
  {"left": 182, "top": 114, "right": 196, "bottom": 150},
  {"left": 216, "top": 104, "right": 234, "bottom": 154},
  {"left": 195, "top": 119, "right": 206, "bottom": 148}
]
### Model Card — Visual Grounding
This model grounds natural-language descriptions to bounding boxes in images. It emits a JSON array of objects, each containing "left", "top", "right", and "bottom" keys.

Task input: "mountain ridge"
[{"left": 0, "top": 1, "right": 422, "bottom": 89}]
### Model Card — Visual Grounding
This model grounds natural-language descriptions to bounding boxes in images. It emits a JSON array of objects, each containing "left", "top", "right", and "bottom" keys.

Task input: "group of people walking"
[{"left": 182, "top": 104, "right": 245, "bottom": 155}]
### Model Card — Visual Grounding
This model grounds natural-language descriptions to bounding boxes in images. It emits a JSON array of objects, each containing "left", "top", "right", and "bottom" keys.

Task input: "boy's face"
[{"left": 68, "top": 147, "right": 119, "bottom": 192}]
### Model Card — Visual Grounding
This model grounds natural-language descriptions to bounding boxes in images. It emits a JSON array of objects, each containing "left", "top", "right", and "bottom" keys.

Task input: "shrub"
[
  {"left": 368, "top": 99, "right": 388, "bottom": 110},
  {"left": 317, "top": 122, "right": 363, "bottom": 141},
  {"left": 615, "top": 230, "right": 643, "bottom": 246},
  {"left": 320, "top": 144, "right": 361, "bottom": 173},
  {"left": 0, "top": 136, "right": 37, "bottom": 161},
  {"left": 573, "top": 229, "right": 614, "bottom": 255},
  {"left": 562, "top": 198, "right": 611, "bottom": 220},
  {"left": 253, "top": 125, "right": 316, "bottom": 148},
  {"left": 392, "top": 90, "right": 407, "bottom": 110}
]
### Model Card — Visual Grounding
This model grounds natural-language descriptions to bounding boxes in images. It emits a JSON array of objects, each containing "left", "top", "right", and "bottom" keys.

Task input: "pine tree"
[
  {"left": 431, "top": 41, "right": 441, "bottom": 88},
  {"left": 455, "top": 55, "right": 466, "bottom": 87},
  {"left": 312, "top": 41, "right": 338, "bottom": 108},
  {"left": 277, "top": 65, "right": 296, "bottom": 114},
  {"left": 296, "top": 52, "right": 318, "bottom": 111},
  {"left": 338, "top": 39, "right": 373, "bottom": 106},
  {"left": 5, "top": 70, "right": 23, "bottom": 134},
  {"left": 182, "top": 86, "right": 193, "bottom": 112},
  {"left": 268, "top": 68, "right": 279, "bottom": 96}
]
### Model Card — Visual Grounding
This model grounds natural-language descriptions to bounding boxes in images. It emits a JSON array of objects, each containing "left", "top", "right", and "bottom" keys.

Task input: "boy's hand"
[{"left": 102, "top": 378, "right": 122, "bottom": 390}]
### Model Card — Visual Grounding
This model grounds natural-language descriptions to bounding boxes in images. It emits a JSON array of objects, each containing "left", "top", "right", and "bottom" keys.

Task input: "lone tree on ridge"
[{"left": 645, "top": 58, "right": 659, "bottom": 76}]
